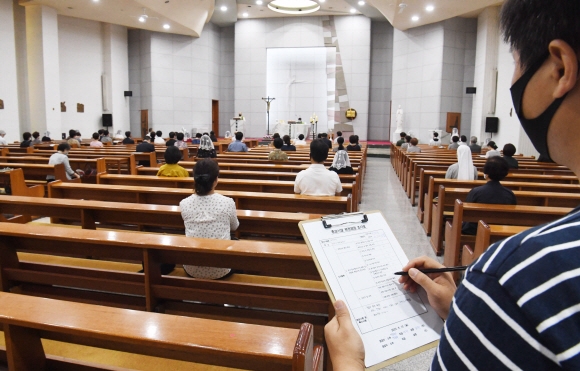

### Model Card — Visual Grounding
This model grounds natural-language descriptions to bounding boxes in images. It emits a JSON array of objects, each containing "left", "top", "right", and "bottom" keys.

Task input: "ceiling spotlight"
[
  {"left": 256, "top": 0, "right": 263, "bottom": 4},
  {"left": 163, "top": 24, "right": 170, "bottom": 29},
  {"left": 138, "top": 16, "right": 146, "bottom": 22},
  {"left": 350, "top": 8, "right": 357, "bottom": 13},
  {"left": 220, "top": 5, "right": 227, "bottom": 11},
  {"left": 426, "top": 5, "right": 434, "bottom": 12},
  {"left": 358, "top": 1, "right": 365, "bottom": 5},
  {"left": 242, "top": 12, "right": 249, "bottom": 17},
  {"left": 411, "top": 15, "right": 419, "bottom": 21}
]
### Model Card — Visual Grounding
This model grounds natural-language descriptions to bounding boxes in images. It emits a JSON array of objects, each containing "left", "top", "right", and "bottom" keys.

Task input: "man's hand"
[
  {"left": 324, "top": 300, "right": 365, "bottom": 371},
  {"left": 398, "top": 256, "right": 457, "bottom": 319}
]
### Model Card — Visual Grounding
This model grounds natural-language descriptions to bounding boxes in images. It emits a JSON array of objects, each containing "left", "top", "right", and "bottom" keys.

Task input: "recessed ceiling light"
[
  {"left": 411, "top": 15, "right": 419, "bottom": 21},
  {"left": 350, "top": 8, "right": 357, "bottom": 13},
  {"left": 220, "top": 5, "right": 227, "bottom": 11},
  {"left": 138, "top": 16, "right": 146, "bottom": 22},
  {"left": 358, "top": 1, "right": 365, "bottom": 5},
  {"left": 242, "top": 12, "right": 248, "bottom": 17},
  {"left": 163, "top": 24, "right": 170, "bottom": 29},
  {"left": 256, "top": 0, "right": 263, "bottom": 4},
  {"left": 268, "top": 0, "right": 320, "bottom": 15},
  {"left": 426, "top": 5, "right": 434, "bottom": 12}
]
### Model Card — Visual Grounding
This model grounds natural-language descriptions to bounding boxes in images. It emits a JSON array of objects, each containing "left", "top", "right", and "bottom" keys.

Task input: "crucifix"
[{"left": 262, "top": 96, "right": 275, "bottom": 135}]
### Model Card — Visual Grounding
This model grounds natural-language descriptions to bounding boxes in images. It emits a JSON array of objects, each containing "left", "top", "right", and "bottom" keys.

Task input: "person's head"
[
  {"left": 405, "top": 135, "right": 412, "bottom": 143},
  {"left": 410, "top": 138, "right": 419, "bottom": 146},
  {"left": 452, "top": 136, "right": 459, "bottom": 143},
  {"left": 487, "top": 141, "right": 498, "bottom": 150},
  {"left": 433, "top": 132, "right": 439, "bottom": 138},
  {"left": 500, "top": 0, "right": 580, "bottom": 170},
  {"left": 125, "top": 131, "right": 131, "bottom": 138},
  {"left": 400, "top": 132, "right": 406, "bottom": 138},
  {"left": 92, "top": 132, "right": 99, "bottom": 140},
  {"left": 283, "top": 135, "right": 291, "bottom": 145},
  {"left": 143, "top": 136, "right": 151, "bottom": 142},
  {"left": 273, "top": 133, "right": 280, "bottom": 139},
  {"left": 460, "top": 135, "right": 467, "bottom": 143},
  {"left": 503, "top": 143, "right": 517, "bottom": 157},
  {"left": 75, "top": 131, "right": 81, "bottom": 139},
  {"left": 337, "top": 136, "right": 345, "bottom": 150},
  {"left": 470, "top": 136, "right": 478, "bottom": 144},
  {"left": 203, "top": 132, "right": 209, "bottom": 136},
  {"left": 155, "top": 130, "right": 162, "bottom": 138},
  {"left": 164, "top": 146, "right": 182, "bottom": 164},
  {"left": 310, "top": 139, "right": 329, "bottom": 163},
  {"left": 354, "top": 135, "right": 359, "bottom": 144},
  {"left": 169, "top": 132, "right": 175, "bottom": 139},
  {"left": 68, "top": 129, "right": 76, "bottom": 138},
  {"left": 273, "top": 137, "right": 283, "bottom": 149},
  {"left": 149, "top": 128, "right": 153, "bottom": 133},
  {"left": 317, "top": 133, "right": 322, "bottom": 139},
  {"left": 210, "top": 131, "right": 215, "bottom": 136},
  {"left": 484, "top": 156, "right": 510, "bottom": 181},
  {"left": 195, "top": 133, "right": 202, "bottom": 139},
  {"left": 298, "top": 134, "right": 305, "bottom": 141},
  {"left": 98, "top": 129, "right": 104, "bottom": 135},
  {"left": 349, "top": 135, "right": 357, "bottom": 144},
  {"left": 23, "top": 132, "right": 31, "bottom": 141},
  {"left": 322, "top": 133, "right": 328, "bottom": 138},
  {"left": 176, "top": 132, "right": 184, "bottom": 141},
  {"left": 103, "top": 130, "right": 109, "bottom": 136},
  {"left": 193, "top": 159, "right": 219, "bottom": 196},
  {"left": 32, "top": 131, "right": 39, "bottom": 139},
  {"left": 0, "top": 130, "right": 5, "bottom": 137},
  {"left": 337, "top": 131, "right": 343, "bottom": 137},
  {"left": 235, "top": 132, "right": 243, "bottom": 141},
  {"left": 57, "top": 142, "right": 71, "bottom": 153}
]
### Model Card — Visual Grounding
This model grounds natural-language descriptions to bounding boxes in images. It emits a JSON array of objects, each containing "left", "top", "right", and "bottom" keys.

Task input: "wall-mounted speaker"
[
  {"left": 102, "top": 113, "right": 113, "bottom": 127},
  {"left": 466, "top": 87, "right": 476, "bottom": 94},
  {"left": 485, "top": 117, "right": 499, "bottom": 133},
  {"left": 124, "top": 91, "right": 133, "bottom": 97}
]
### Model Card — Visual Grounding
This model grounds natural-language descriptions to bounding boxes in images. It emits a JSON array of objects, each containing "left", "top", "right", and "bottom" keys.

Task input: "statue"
[{"left": 395, "top": 105, "right": 404, "bottom": 134}]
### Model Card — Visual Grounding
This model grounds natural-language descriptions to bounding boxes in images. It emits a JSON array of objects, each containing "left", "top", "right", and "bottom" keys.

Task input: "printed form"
[{"left": 301, "top": 212, "right": 443, "bottom": 368}]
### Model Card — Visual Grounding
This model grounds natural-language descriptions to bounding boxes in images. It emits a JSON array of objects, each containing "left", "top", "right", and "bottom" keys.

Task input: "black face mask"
[{"left": 510, "top": 54, "right": 568, "bottom": 162}]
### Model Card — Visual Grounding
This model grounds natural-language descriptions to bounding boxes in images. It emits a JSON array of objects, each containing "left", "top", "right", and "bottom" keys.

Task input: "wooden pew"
[
  {"left": 461, "top": 221, "right": 529, "bottom": 266},
  {"left": 0, "top": 292, "right": 323, "bottom": 371},
  {"left": 0, "top": 156, "right": 107, "bottom": 183},
  {"left": 443, "top": 200, "right": 571, "bottom": 279},
  {"left": 0, "top": 162, "right": 78, "bottom": 184},
  {"left": 0, "top": 169, "right": 44, "bottom": 198}
]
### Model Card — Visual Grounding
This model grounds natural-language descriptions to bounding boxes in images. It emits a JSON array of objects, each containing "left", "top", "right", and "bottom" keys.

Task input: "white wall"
[
  {"left": 0, "top": 0, "right": 20, "bottom": 143},
  {"left": 219, "top": 26, "right": 235, "bottom": 136},
  {"left": 369, "top": 21, "right": 393, "bottom": 141}
]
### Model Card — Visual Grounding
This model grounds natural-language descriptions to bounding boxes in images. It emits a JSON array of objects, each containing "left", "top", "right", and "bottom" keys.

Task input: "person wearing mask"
[
  {"left": 47, "top": 143, "right": 80, "bottom": 181},
  {"left": 347, "top": 135, "right": 362, "bottom": 151},
  {"left": 395, "top": 132, "right": 406, "bottom": 147},
  {"left": 209, "top": 131, "right": 218, "bottom": 142},
  {"left": 90, "top": 133, "right": 103, "bottom": 147},
  {"left": 196, "top": 134, "right": 217, "bottom": 159},
  {"left": 334, "top": 131, "right": 343, "bottom": 144},
  {"left": 157, "top": 146, "right": 189, "bottom": 177},
  {"left": 329, "top": 149, "right": 353, "bottom": 175},
  {"left": 122, "top": 131, "right": 135, "bottom": 145},
  {"left": 445, "top": 145, "right": 477, "bottom": 180},
  {"left": 485, "top": 140, "right": 501, "bottom": 158},
  {"left": 406, "top": 138, "right": 421, "bottom": 153},
  {"left": 268, "top": 138, "right": 289, "bottom": 161},
  {"left": 166, "top": 132, "right": 176, "bottom": 147},
  {"left": 469, "top": 136, "right": 481, "bottom": 154},
  {"left": 174, "top": 132, "right": 188, "bottom": 149},
  {"left": 400, "top": 135, "right": 411, "bottom": 151},
  {"left": 294, "top": 134, "right": 307, "bottom": 146},
  {"left": 31, "top": 132, "right": 41, "bottom": 145},
  {"left": 135, "top": 136, "right": 155, "bottom": 167},
  {"left": 154, "top": 130, "right": 165, "bottom": 144},
  {"left": 447, "top": 135, "right": 460, "bottom": 150},
  {"left": 180, "top": 159, "right": 239, "bottom": 279},
  {"left": 294, "top": 139, "right": 342, "bottom": 196},
  {"left": 502, "top": 143, "right": 519, "bottom": 169},
  {"left": 100, "top": 130, "right": 112, "bottom": 144},
  {"left": 20, "top": 132, "right": 32, "bottom": 148},
  {"left": 227, "top": 132, "right": 248, "bottom": 152},
  {"left": 429, "top": 132, "right": 440, "bottom": 146},
  {"left": 281, "top": 135, "right": 296, "bottom": 151},
  {"left": 67, "top": 129, "right": 80, "bottom": 148}
]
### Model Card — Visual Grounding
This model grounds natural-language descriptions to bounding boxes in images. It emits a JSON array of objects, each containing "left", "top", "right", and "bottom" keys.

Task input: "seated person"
[
  {"left": 209, "top": 131, "right": 218, "bottom": 142},
  {"left": 192, "top": 133, "right": 202, "bottom": 144},
  {"left": 445, "top": 145, "right": 477, "bottom": 180},
  {"left": 122, "top": 131, "right": 135, "bottom": 144},
  {"left": 135, "top": 136, "right": 155, "bottom": 167},
  {"left": 114, "top": 130, "right": 124, "bottom": 140},
  {"left": 272, "top": 133, "right": 281, "bottom": 139},
  {"left": 66, "top": 129, "right": 80, "bottom": 148},
  {"left": 100, "top": 130, "right": 112, "bottom": 144},
  {"left": 502, "top": 143, "right": 519, "bottom": 169},
  {"left": 174, "top": 132, "right": 188, "bottom": 149},
  {"left": 166, "top": 132, "right": 176, "bottom": 146},
  {"left": 149, "top": 131, "right": 156, "bottom": 143},
  {"left": 294, "top": 134, "right": 307, "bottom": 145},
  {"left": 447, "top": 135, "right": 460, "bottom": 150},
  {"left": 346, "top": 135, "right": 362, "bottom": 151},
  {"left": 31, "top": 131, "right": 41, "bottom": 145},
  {"left": 41, "top": 131, "right": 51, "bottom": 142},
  {"left": 334, "top": 131, "right": 343, "bottom": 144},
  {"left": 485, "top": 140, "right": 501, "bottom": 158},
  {"left": 47, "top": 143, "right": 80, "bottom": 181},
  {"left": 321, "top": 133, "right": 332, "bottom": 148},
  {"left": 462, "top": 156, "right": 517, "bottom": 235},
  {"left": 268, "top": 137, "right": 289, "bottom": 161},
  {"left": 154, "top": 130, "right": 165, "bottom": 144},
  {"left": 196, "top": 134, "right": 217, "bottom": 158},
  {"left": 180, "top": 159, "right": 239, "bottom": 279},
  {"left": 429, "top": 132, "right": 440, "bottom": 146},
  {"left": 400, "top": 135, "right": 411, "bottom": 151},
  {"left": 333, "top": 136, "right": 346, "bottom": 152},
  {"left": 90, "top": 132, "right": 103, "bottom": 147},
  {"left": 281, "top": 135, "right": 296, "bottom": 151},
  {"left": 395, "top": 132, "right": 406, "bottom": 146},
  {"left": 459, "top": 135, "right": 468, "bottom": 146},
  {"left": 20, "top": 132, "right": 32, "bottom": 148},
  {"left": 406, "top": 138, "right": 421, "bottom": 153},
  {"left": 329, "top": 149, "right": 354, "bottom": 174},
  {"left": 469, "top": 136, "right": 481, "bottom": 154},
  {"left": 157, "top": 146, "right": 189, "bottom": 177},
  {"left": 294, "top": 139, "right": 342, "bottom": 196},
  {"left": 227, "top": 132, "right": 248, "bottom": 152}
]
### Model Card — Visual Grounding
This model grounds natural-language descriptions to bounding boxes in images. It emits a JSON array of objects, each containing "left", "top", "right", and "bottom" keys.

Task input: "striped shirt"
[{"left": 432, "top": 206, "right": 580, "bottom": 370}]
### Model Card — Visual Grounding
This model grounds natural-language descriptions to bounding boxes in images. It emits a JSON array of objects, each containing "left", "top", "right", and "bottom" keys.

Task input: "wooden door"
[
  {"left": 140, "top": 110, "right": 148, "bottom": 138},
  {"left": 446, "top": 112, "right": 461, "bottom": 133},
  {"left": 212, "top": 100, "right": 219, "bottom": 136}
]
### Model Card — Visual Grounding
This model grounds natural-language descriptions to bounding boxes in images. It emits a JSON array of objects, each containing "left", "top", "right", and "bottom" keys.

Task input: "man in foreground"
[
  {"left": 294, "top": 139, "right": 342, "bottom": 196},
  {"left": 326, "top": 1, "right": 580, "bottom": 369}
]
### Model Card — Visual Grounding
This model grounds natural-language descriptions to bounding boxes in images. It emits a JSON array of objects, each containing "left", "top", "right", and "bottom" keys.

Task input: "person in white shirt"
[
  {"left": 485, "top": 140, "right": 501, "bottom": 158},
  {"left": 47, "top": 143, "right": 80, "bottom": 181},
  {"left": 154, "top": 130, "right": 166, "bottom": 145},
  {"left": 90, "top": 132, "right": 103, "bottom": 147},
  {"left": 0, "top": 130, "right": 7, "bottom": 146},
  {"left": 294, "top": 134, "right": 307, "bottom": 146},
  {"left": 294, "top": 139, "right": 343, "bottom": 196},
  {"left": 428, "top": 132, "right": 440, "bottom": 146}
]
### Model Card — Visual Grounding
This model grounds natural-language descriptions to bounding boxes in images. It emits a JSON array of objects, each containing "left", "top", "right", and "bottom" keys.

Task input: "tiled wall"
[{"left": 369, "top": 21, "right": 393, "bottom": 140}]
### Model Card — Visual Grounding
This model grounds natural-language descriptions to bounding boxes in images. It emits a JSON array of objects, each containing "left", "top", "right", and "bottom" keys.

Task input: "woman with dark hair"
[
  {"left": 485, "top": 140, "right": 500, "bottom": 158},
  {"left": 47, "top": 143, "right": 80, "bottom": 181},
  {"left": 333, "top": 136, "right": 345, "bottom": 152},
  {"left": 157, "top": 146, "right": 189, "bottom": 177},
  {"left": 196, "top": 134, "right": 217, "bottom": 158},
  {"left": 31, "top": 131, "right": 41, "bottom": 145},
  {"left": 502, "top": 143, "right": 519, "bottom": 169},
  {"left": 174, "top": 132, "right": 188, "bottom": 149},
  {"left": 209, "top": 131, "right": 218, "bottom": 142},
  {"left": 281, "top": 135, "right": 296, "bottom": 151},
  {"left": 180, "top": 159, "right": 239, "bottom": 279},
  {"left": 346, "top": 135, "right": 361, "bottom": 151},
  {"left": 20, "top": 132, "right": 32, "bottom": 148}
]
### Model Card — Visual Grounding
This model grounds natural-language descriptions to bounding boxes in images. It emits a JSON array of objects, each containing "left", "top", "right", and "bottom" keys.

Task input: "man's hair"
[
  {"left": 210, "top": 131, "right": 215, "bottom": 135},
  {"left": 164, "top": 146, "right": 182, "bottom": 164},
  {"left": 484, "top": 156, "right": 510, "bottom": 181},
  {"left": 195, "top": 133, "right": 202, "bottom": 138},
  {"left": 470, "top": 136, "right": 477, "bottom": 144},
  {"left": 322, "top": 133, "right": 328, "bottom": 138},
  {"left": 410, "top": 138, "right": 419, "bottom": 146},
  {"left": 57, "top": 143, "right": 71, "bottom": 152},
  {"left": 337, "top": 136, "right": 345, "bottom": 150},
  {"left": 98, "top": 129, "right": 104, "bottom": 135},
  {"left": 273, "top": 133, "right": 280, "bottom": 139},
  {"left": 23, "top": 132, "right": 31, "bottom": 141},
  {"left": 337, "top": 131, "right": 342, "bottom": 136},
  {"left": 317, "top": 133, "right": 322, "bottom": 139},
  {"left": 310, "top": 139, "right": 329, "bottom": 163},
  {"left": 69, "top": 129, "right": 76, "bottom": 138},
  {"left": 92, "top": 132, "right": 99, "bottom": 140},
  {"left": 298, "top": 134, "right": 304, "bottom": 140},
  {"left": 125, "top": 131, "right": 131, "bottom": 138},
  {"left": 405, "top": 135, "right": 412, "bottom": 143},
  {"left": 143, "top": 136, "right": 151, "bottom": 142},
  {"left": 235, "top": 132, "right": 243, "bottom": 141},
  {"left": 500, "top": 0, "right": 580, "bottom": 72},
  {"left": 103, "top": 130, "right": 109, "bottom": 136},
  {"left": 452, "top": 136, "right": 459, "bottom": 143},
  {"left": 176, "top": 132, "right": 184, "bottom": 141},
  {"left": 32, "top": 131, "right": 39, "bottom": 139},
  {"left": 349, "top": 135, "right": 357, "bottom": 144},
  {"left": 503, "top": 143, "right": 517, "bottom": 157},
  {"left": 169, "top": 131, "right": 175, "bottom": 138},
  {"left": 433, "top": 132, "right": 439, "bottom": 138},
  {"left": 400, "top": 132, "right": 406, "bottom": 138},
  {"left": 283, "top": 135, "right": 291, "bottom": 145},
  {"left": 273, "top": 137, "right": 283, "bottom": 149},
  {"left": 156, "top": 131, "right": 162, "bottom": 137},
  {"left": 193, "top": 159, "right": 219, "bottom": 196},
  {"left": 460, "top": 135, "right": 467, "bottom": 142}
]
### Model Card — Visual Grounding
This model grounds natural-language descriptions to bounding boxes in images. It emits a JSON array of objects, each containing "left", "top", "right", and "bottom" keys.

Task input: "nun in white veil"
[
  {"left": 445, "top": 145, "right": 477, "bottom": 180},
  {"left": 195, "top": 134, "right": 217, "bottom": 159},
  {"left": 329, "top": 150, "right": 354, "bottom": 174}
]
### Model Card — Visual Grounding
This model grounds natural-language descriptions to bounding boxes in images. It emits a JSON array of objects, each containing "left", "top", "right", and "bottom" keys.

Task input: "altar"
[
  {"left": 272, "top": 121, "right": 310, "bottom": 139},
  {"left": 229, "top": 118, "right": 246, "bottom": 135}
]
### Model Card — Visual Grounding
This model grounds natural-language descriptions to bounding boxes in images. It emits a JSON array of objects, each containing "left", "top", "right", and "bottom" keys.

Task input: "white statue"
[{"left": 395, "top": 105, "right": 404, "bottom": 134}]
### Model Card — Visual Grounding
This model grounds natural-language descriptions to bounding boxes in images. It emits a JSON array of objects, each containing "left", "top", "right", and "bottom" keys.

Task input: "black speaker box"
[
  {"left": 102, "top": 113, "right": 113, "bottom": 127},
  {"left": 485, "top": 117, "right": 499, "bottom": 133},
  {"left": 124, "top": 91, "right": 133, "bottom": 97}
]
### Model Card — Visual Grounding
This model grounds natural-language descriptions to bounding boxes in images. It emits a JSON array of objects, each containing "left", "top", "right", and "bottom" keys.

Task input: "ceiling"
[{"left": 18, "top": 0, "right": 505, "bottom": 37}]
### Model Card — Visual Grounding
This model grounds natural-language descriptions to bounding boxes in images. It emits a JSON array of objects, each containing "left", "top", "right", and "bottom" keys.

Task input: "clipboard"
[{"left": 299, "top": 210, "right": 442, "bottom": 370}]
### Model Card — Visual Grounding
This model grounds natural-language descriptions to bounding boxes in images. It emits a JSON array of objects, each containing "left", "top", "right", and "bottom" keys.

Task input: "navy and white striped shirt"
[{"left": 432, "top": 206, "right": 580, "bottom": 370}]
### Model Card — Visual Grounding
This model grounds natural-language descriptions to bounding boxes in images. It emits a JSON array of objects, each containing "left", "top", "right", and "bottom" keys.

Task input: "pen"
[{"left": 394, "top": 266, "right": 469, "bottom": 276}]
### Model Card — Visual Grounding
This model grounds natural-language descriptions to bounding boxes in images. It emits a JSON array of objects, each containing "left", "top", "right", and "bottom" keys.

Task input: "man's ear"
[{"left": 548, "top": 40, "right": 579, "bottom": 99}]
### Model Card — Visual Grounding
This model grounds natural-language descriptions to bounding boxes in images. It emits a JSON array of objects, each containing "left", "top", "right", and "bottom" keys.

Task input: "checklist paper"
[{"left": 300, "top": 211, "right": 443, "bottom": 369}]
